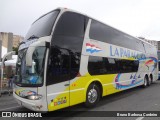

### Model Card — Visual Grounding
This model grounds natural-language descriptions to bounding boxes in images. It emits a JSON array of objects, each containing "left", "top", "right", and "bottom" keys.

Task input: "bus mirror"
[
  {"left": 25, "top": 40, "right": 46, "bottom": 66},
  {"left": 26, "top": 46, "right": 36, "bottom": 66}
]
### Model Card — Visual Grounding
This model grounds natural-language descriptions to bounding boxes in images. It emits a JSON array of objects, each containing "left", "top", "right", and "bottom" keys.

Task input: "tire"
[
  {"left": 85, "top": 83, "right": 100, "bottom": 108},
  {"left": 150, "top": 75, "right": 153, "bottom": 84},
  {"left": 147, "top": 76, "right": 151, "bottom": 86},
  {"left": 142, "top": 76, "right": 148, "bottom": 88}
]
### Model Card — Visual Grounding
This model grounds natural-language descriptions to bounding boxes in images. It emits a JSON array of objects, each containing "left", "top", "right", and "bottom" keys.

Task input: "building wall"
[
  {"left": 0, "top": 32, "right": 24, "bottom": 58},
  {"left": 13, "top": 35, "right": 23, "bottom": 48},
  {"left": 0, "top": 32, "right": 9, "bottom": 48},
  {"left": 0, "top": 32, "right": 24, "bottom": 86},
  {"left": 8, "top": 33, "right": 13, "bottom": 53},
  {"left": 0, "top": 32, "right": 9, "bottom": 58},
  {"left": 0, "top": 34, "right": 2, "bottom": 59}
]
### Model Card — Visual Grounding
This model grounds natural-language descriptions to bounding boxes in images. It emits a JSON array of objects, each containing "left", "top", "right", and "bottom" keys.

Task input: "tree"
[{"left": 12, "top": 47, "right": 18, "bottom": 55}]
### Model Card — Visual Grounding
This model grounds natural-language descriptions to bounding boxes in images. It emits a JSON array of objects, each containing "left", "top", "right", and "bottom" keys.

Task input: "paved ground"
[{"left": 0, "top": 81, "right": 160, "bottom": 120}]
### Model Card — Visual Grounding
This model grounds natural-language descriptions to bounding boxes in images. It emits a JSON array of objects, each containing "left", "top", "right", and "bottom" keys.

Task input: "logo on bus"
[
  {"left": 50, "top": 97, "right": 67, "bottom": 106},
  {"left": 86, "top": 43, "right": 102, "bottom": 53}
]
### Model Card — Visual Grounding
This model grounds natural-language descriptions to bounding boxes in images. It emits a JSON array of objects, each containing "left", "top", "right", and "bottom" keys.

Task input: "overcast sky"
[{"left": 0, "top": 0, "right": 160, "bottom": 41}]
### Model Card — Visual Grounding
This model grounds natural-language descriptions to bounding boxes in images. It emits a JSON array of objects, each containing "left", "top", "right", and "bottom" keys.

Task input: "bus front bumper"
[{"left": 13, "top": 92, "right": 47, "bottom": 112}]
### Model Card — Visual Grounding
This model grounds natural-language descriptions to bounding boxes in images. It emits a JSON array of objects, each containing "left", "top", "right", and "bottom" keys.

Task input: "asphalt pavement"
[{"left": 1, "top": 81, "right": 160, "bottom": 120}]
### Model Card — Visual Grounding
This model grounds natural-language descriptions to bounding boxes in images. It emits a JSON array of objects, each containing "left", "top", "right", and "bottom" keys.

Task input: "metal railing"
[{"left": 0, "top": 51, "right": 15, "bottom": 97}]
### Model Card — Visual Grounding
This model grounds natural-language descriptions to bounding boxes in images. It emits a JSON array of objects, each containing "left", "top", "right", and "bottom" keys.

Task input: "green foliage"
[{"left": 12, "top": 47, "right": 18, "bottom": 55}]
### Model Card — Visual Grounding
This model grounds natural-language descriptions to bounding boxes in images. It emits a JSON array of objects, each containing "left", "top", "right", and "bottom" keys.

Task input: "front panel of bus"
[
  {"left": 13, "top": 9, "right": 60, "bottom": 111},
  {"left": 13, "top": 9, "right": 89, "bottom": 112}
]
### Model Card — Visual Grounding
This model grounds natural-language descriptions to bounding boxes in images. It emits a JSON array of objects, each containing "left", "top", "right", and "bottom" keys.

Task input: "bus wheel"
[
  {"left": 147, "top": 76, "right": 151, "bottom": 86},
  {"left": 85, "top": 83, "right": 100, "bottom": 107},
  {"left": 150, "top": 74, "right": 153, "bottom": 84},
  {"left": 142, "top": 76, "right": 148, "bottom": 88}
]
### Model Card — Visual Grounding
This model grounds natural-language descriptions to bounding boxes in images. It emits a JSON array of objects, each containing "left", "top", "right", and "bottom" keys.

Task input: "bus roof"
[{"left": 32, "top": 7, "right": 155, "bottom": 47}]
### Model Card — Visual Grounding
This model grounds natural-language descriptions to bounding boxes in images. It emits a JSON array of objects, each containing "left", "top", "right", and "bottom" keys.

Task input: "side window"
[
  {"left": 47, "top": 47, "right": 70, "bottom": 85},
  {"left": 46, "top": 47, "right": 81, "bottom": 85},
  {"left": 88, "top": 56, "right": 107, "bottom": 75},
  {"left": 133, "top": 60, "right": 139, "bottom": 72},
  {"left": 54, "top": 12, "right": 87, "bottom": 37},
  {"left": 89, "top": 20, "right": 145, "bottom": 52},
  {"left": 70, "top": 52, "right": 81, "bottom": 79},
  {"left": 48, "top": 12, "right": 89, "bottom": 85},
  {"left": 88, "top": 56, "right": 139, "bottom": 76},
  {"left": 89, "top": 20, "right": 113, "bottom": 43},
  {"left": 104, "top": 58, "right": 119, "bottom": 73},
  {"left": 115, "top": 59, "right": 139, "bottom": 73}
]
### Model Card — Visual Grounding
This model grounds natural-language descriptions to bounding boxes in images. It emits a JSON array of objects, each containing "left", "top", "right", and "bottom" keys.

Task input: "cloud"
[{"left": 0, "top": 0, "right": 160, "bottom": 40}]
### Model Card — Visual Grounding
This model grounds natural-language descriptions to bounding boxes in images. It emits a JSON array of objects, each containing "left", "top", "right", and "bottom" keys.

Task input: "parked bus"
[{"left": 13, "top": 8, "right": 158, "bottom": 112}]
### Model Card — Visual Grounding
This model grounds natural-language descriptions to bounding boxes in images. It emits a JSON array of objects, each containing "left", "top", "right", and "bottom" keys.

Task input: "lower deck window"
[{"left": 88, "top": 56, "right": 139, "bottom": 75}]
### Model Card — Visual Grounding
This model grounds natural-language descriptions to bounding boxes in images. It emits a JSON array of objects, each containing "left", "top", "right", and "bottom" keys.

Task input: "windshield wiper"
[{"left": 27, "top": 35, "right": 39, "bottom": 40}]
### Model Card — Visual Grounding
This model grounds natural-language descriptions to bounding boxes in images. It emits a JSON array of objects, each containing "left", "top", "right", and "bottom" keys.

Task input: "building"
[
  {"left": 13, "top": 35, "right": 24, "bottom": 48},
  {"left": 0, "top": 32, "right": 13, "bottom": 58},
  {"left": 0, "top": 32, "right": 23, "bottom": 85},
  {"left": 0, "top": 32, "right": 23, "bottom": 59}
]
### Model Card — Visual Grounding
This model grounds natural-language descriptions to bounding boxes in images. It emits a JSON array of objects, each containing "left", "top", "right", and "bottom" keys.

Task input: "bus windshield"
[
  {"left": 15, "top": 47, "right": 46, "bottom": 86},
  {"left": 25, "top": 10, "right": 59, "bottom": 40}
]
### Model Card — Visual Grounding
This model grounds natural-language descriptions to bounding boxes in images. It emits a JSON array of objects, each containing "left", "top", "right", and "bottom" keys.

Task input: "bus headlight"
[{"left": 27, "top": 94, "right": 42, "bottom": 100}]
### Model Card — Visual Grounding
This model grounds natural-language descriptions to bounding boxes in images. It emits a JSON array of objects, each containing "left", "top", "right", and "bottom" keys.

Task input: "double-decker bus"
[{"left": 13, "top": 8, "right": 158, "bottom": 112}]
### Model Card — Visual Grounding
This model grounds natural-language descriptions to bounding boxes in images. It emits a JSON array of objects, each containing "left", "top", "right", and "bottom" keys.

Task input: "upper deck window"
[
  {"left": 54, "top": 12, "right": 88, "bottom": 38},
  {"left": 25, "top": 10, "right": 59, "bottom": 40},
  {"left": 89, "top": 20, "right": 145, "bottom": 53}
]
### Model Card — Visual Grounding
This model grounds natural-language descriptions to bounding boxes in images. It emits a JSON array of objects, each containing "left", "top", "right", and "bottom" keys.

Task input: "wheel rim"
[{"left": 88, "top": 88, "right": 98, "bottom": 103}]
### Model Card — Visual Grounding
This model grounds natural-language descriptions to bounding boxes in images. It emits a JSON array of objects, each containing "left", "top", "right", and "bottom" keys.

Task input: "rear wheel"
[
  {"left": 142, "top": 76, "right": 148, "bottom": 88},
  {"left": 85, "top": 83, "right": 100, "bottom": 107},
  {"left": 147, "top": 76, "right": 151, "bottom": 86},
  {"left": 150, "top": 74, "right": 153, "bottom": 84}
]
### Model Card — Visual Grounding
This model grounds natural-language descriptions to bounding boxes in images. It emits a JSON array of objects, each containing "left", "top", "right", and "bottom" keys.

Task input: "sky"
[{"left": 0, "top": 0, "right": 160, "bottom": 41}]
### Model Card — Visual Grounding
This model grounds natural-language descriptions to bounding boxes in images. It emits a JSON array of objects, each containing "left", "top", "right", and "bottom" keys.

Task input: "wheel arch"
[{"left": 84, "top": 79, "right": 103, "bottom": 101}]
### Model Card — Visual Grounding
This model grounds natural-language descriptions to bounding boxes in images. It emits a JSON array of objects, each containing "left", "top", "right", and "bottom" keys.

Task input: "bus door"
[{"left": 46, "top": 47, "right": 70, "bottom": 111}]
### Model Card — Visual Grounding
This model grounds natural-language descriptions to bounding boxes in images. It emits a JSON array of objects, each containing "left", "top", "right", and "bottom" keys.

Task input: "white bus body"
[{"left": 13, "top": 8, "right": 158, "bottom": 112}]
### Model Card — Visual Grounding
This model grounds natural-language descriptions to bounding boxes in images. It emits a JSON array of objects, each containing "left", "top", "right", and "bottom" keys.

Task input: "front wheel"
[{"left": 85, "top": 83, "right": 100, "bottom": 108}]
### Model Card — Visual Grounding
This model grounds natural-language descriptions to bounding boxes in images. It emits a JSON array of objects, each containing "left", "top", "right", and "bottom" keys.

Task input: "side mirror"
[
  {"left": 25, "top": 41, "right": 48, "bottom": 66},
  {"left": 25, "top": 46, "right": 36, "bottom": 66}
]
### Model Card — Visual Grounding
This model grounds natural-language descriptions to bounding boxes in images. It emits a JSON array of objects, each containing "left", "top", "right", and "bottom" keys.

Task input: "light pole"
[{"left": 0, "top": 51, "right": 15, "bottom": 97}]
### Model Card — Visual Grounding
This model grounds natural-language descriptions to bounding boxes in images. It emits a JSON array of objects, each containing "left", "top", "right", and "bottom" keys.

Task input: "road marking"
[
  {"left": 136, "top": 117, "right": 144, "bottom": 120},
  {"left": 0, "top": 106, "right": 21, "bottom": 111}
]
